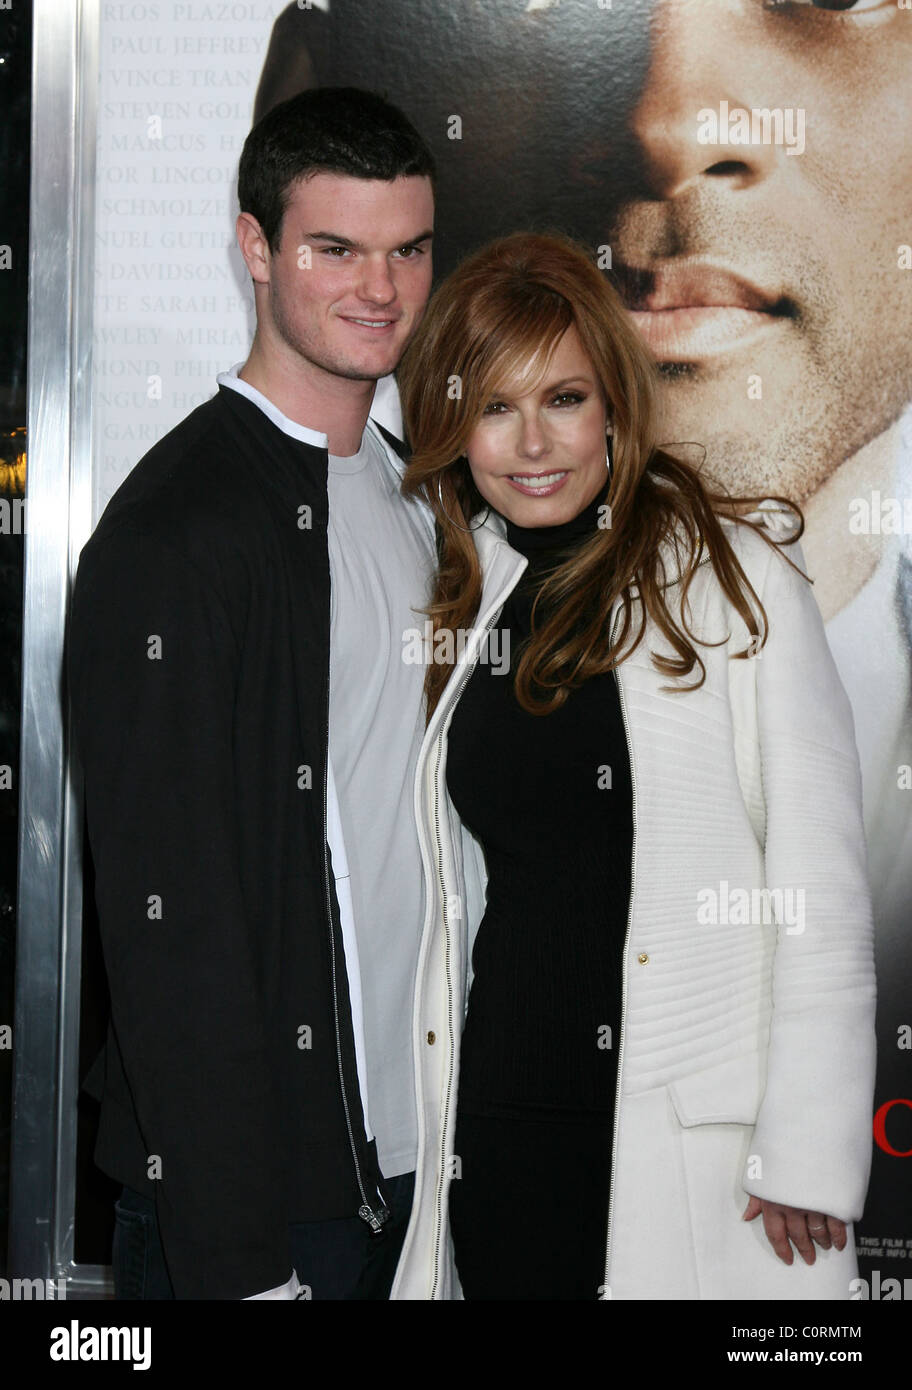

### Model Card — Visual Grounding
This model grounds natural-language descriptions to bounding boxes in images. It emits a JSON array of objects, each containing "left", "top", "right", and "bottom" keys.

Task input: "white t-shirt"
[{"left": 327, "top": 423, "right": 436, "bottom": 1177}]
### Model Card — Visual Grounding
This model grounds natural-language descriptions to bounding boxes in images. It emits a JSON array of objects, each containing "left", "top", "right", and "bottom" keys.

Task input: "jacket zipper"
[
  {"left": 603, "top": 556, "right": 717, "bottom": 1289},
  {"left": 322, "top": 623, "right": 388, "bottom": 1234},
  {"left": 430, "top": 605, "right": 505, "bottom": 1298},
  {"left": 428, "top": 585, "right": 636, "bottom": 1294},
  {"left": 601, "top": 600, "right": 637, "bottom": 1298},
  {"left": 319, "top": 434, "right": 435, "bottom": 1240},
  {"left": 423, "top": 548, "right": 710, "bottom": 1293}
]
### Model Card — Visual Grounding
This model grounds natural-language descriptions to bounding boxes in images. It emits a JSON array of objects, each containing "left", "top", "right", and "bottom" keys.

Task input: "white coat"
[{"left": 391, "top": 505, "right": 877, "bottom": 1301}]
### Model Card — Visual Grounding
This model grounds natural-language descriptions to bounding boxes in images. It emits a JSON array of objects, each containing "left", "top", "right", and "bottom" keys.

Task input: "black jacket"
[{"left": 68, "top": 384, "right": 401, "bottom": 1299}]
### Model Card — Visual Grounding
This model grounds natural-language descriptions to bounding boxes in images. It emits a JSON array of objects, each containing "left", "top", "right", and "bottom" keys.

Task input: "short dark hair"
[{"left": 237, "top": 86, "right": 436, "bottom": 252}]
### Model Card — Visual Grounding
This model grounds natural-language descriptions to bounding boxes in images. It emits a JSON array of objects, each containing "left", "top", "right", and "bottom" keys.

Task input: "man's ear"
[{"left": 236, "top": 211, "right": 271, "bottom": 285}]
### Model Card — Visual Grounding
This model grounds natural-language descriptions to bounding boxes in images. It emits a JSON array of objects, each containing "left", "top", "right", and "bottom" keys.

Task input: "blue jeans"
[{"left": 112, "top": 1173, "right": 415, "bottom": 1300}]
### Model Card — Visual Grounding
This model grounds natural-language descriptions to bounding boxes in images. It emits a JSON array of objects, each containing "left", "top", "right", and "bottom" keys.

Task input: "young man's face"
[{"left": 261, "top": 171, "right": 434, "bottom": 384}]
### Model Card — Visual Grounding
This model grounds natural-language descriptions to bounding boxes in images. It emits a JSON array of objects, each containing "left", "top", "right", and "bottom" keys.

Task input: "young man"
[{"left": 68, "top": 88, "right": 436, "bottom": 1300}]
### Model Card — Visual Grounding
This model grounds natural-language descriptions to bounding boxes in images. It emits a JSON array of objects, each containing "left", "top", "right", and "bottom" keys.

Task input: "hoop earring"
[{"left": 436, "top": 476, "right": 491, "bottom": 534}]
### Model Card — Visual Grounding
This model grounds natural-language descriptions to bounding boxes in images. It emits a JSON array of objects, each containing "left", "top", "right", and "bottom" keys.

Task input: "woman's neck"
[{"left": 504, "top": 491, "right": 606, "bottom": 562}]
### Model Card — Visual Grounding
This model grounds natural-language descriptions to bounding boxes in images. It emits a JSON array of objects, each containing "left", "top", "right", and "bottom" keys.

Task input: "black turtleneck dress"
[{"left": 445, "top": 496, "right": 634, "bottom": 1301}]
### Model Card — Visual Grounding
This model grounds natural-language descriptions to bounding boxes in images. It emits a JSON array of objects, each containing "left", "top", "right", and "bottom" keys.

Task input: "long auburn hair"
[{"left": 397, "top": 232, "right": 807, "bottom": 719}]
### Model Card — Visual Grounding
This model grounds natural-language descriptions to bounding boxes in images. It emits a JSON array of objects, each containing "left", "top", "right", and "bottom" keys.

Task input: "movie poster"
[{"left": 91, "top": 0, "right": 912, "bottom": 1297}]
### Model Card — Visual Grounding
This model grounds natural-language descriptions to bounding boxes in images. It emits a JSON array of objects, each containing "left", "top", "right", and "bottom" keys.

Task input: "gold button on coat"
[
  {"left": 427, "top": 1030, "right": 436, "bottom": 1045},
  {"left": 637, "top": 953, "right": 649, "bottom": 965}
]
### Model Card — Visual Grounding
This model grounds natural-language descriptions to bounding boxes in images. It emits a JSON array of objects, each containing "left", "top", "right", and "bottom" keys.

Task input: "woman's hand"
[{"left": 742, "top": 1196, "right": 847, "bottom": 1265}]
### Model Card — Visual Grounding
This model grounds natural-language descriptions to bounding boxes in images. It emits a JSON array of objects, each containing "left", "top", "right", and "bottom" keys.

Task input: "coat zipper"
[
  {"left": 322, "top": 629, "right": 388, "bottom": 1234},
  {"left": 423, "top": 547, "right": 708, "bottom": 1293},
  {"left": 319, "top": 439, "right": 441, "bottom": 1242},
  {"left": 429, "top": 604, "right": 505, "bottom": 1298},
  {"left": 325, "top": 430, "right": 436, "bottom": 1232},
  {"left": 601, "top": 600, "right": 638, "bottom": 1298},
  {"left": 600, "top": 559, "right": 713, "bottom": 1294}
]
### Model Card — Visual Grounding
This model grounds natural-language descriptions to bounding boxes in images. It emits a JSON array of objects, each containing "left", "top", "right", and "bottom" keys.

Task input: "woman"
[{"left": 389, "top": 233, "right": 876, "bottom": 1301}]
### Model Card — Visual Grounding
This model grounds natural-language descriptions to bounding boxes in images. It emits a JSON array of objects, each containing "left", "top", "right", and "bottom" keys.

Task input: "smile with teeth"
[
  {"left": 346, "top": 317, "right": 395, "bottom": 328},
  {"left": 508, "top": 471, "right": 568, "bottom": 490}
]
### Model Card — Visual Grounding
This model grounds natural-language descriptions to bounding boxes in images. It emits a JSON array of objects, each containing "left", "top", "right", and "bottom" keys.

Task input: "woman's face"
[{"left": 464, "top": 323, "right": 610, "bottom": 528}]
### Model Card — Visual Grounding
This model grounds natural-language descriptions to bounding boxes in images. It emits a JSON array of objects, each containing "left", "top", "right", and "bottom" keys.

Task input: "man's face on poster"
[
  {"left": 260, "top": 0, "right": 911, "bottom": 504},
  {"left": 603, "top": 0, "right": 912, "bottom": 504}
]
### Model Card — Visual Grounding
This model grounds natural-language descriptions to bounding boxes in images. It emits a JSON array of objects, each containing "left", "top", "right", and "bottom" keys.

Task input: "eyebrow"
[
  {"left": 303, "top": 230, "right": 434, "bottom": 250},
  {"left": 496, "top": 374, "right": 595, "bottom": 396},
  {"left": 540, "top": 375, "right": 593, "bottom": 390}
]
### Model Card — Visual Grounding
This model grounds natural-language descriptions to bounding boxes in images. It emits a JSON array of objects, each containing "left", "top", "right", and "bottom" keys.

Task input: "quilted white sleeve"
[{"left": 740, "top": 534, "right": 877, "bottom": 1222}]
